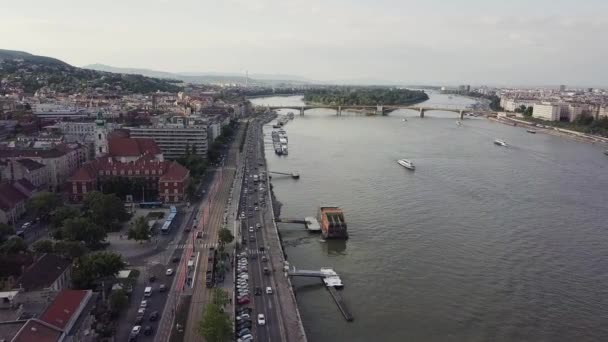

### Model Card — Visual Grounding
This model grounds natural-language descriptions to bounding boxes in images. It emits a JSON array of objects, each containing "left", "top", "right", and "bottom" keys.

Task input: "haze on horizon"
[{"left": 2, "top": 0, "right": 607, "bottom": 87}]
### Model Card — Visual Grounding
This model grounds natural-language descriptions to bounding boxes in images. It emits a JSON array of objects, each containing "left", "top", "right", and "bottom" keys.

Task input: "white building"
[
  {"left": 129, "top": 123, "right": 208, "bottom": 160},
  {"left": 500, "top": 98, "right": 538, "bottom": 112},
  {"left": 533, "top": 103, "right": 561, "bottom": 121}
]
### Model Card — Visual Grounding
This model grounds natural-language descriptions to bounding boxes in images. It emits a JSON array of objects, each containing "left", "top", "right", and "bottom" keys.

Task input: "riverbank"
[{"left": 489, "top": 116, "right": 608, "bottom": 145}]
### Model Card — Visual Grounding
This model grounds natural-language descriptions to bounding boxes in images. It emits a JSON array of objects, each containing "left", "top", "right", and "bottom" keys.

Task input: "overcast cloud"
[{"left": 1, "top": 0, "right": 607, "bottom": 86}]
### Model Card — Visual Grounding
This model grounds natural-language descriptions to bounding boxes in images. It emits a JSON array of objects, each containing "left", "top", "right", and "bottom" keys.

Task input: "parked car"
[
  {"left": 166, "top": 268, "right": 174, "bottom": 276},
  {"left": 130, "top": 325, "right": 141, "bottom": 337},
  {"left": 143, "top": 326, "right": 153, "bottom": 336},
  {"left": 159, "top": 284, "right": 167, "bottom": 292}
]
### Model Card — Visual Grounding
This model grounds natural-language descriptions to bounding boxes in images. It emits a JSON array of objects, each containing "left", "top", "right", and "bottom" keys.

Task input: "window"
[
  {"left": 165, "top": 188, "right": 169, "bottom": 194},
  {"left": 174, "top": 182, "right": 177, "bottom": 186},
  {"left": 145, "top": 170, "right": 149, "bottom": 175},
  {"left": 120, "top": 170, "right": 124, "bottom": 175},
  {"left": 136, "top": 170, "right": 140, "bottom": 175},
  {"left": 128, "top": 170, "right": 132, "bottom": 175},
  {"left": 152, "top": 169, "right": 156, "bottom": 175},
  {"left": 174, "top": 189, "right": 178, "bottom": 194}
]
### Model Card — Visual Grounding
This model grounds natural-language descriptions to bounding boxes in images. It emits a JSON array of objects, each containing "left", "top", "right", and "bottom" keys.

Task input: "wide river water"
[{"left": 250, "top": 93, "right": 608, "bottom": 342}]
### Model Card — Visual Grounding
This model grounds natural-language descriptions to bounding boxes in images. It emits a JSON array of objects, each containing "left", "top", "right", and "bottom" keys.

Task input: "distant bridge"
[{"left": 265, "top": 104, "right": 485, "bottom": 119}]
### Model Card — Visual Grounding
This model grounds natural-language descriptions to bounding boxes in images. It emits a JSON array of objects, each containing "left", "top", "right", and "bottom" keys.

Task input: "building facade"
[
  {"left": 533, "top": 103, "right": 561, "bottom": 121},
  {"left": 128, "top": 123, "right": 208, "bottom": 160}
]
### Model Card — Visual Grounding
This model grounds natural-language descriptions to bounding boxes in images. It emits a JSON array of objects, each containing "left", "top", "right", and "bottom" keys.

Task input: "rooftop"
[
  {"left": 15, "top": 254, "right": 71, "bottom": 291},
  {"left": 11, "top": 319, "right": 63, "bottom": 342},
  {"left": 39, "top": 290, "right": 91, "bottom": 331},
  {"left": 108, "top": 137, "right": 160, "bottom": 157}
]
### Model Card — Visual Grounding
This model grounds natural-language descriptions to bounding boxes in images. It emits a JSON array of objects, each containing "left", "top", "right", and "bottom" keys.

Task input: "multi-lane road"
[{"left": 236, "top": 114, "right": 285, "bottom": 341}]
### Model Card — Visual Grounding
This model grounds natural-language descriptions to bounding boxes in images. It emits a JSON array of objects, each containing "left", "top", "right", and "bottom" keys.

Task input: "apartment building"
[{"left": 128, "top": 122, "right": 208, "bottom": 160}]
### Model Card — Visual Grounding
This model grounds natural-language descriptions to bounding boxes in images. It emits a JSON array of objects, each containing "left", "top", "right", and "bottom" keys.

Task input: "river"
[{"left": 250, "top": 93, "right": 608, "bottom": 342}]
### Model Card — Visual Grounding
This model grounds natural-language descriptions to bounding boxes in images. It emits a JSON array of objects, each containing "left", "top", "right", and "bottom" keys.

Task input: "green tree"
[
  {"left": 197, "top": 303, "right": 232, "bottom": 342},
  {"left": 109, "top": 289, "right": 128, "bottom": 314},
  {"left": 62, "top": 217, "right": 107, "bottom": 248},
  {"left": 32, "top": 239, "right": 55, "bottom": 253},
  {"left": 523, "top": 106, "right": 533, "bottom": 117},
  {"left": 26, "top": 192, "right": 62, "bottom": 219},
  {"left": 83, "top": 192, "right": 128, "bottom": 231},
  {"left": 0, "top": 236, "right": 27, "bottom": 255},
  {"left": 0, "top": 223, "right": 14, "bottom": 243},
  {"left": 127, "top": 216, "right": 150, "bottom": 243},
  {"left": 54, "top": 240, "right": 87, "bottom": 259},
  {"left": 217, "top": 228, "right": 234, "bottom": 246},
  {"left": 72, "top": 251, "right": 125, "bottom": 289},
  {"left": 51, "top": 206, "right": 80, "bottom": 228},
  {"left": 212, "top": 288, "right": 229, "bottom": 307}
]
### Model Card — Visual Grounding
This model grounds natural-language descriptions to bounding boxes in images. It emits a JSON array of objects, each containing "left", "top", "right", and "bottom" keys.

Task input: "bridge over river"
[{"left": 264, "top": 104, "right": 487, "bottom": 119}]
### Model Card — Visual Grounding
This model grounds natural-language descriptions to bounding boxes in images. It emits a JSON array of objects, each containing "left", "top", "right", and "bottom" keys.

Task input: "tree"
[
  {"left": 51, "top": 206, "right": 80, "bottom": 228},
  {"left": 523, "top": 106, "right": 533, "bottom": 117},
  {"left": 197, "top": 303, "right": 232, "bottom": 342},
  {"left": 32, "top": 239, "right": 55, "bottom": 253},
  {"left": 213, "top": 288, "right": 229, "bottom": 307},
  {"left": 217, "top": 228, "right": 234, "bottom": 246},
  {"left": 0, "top": 236, "right": 27, "bottom": 255},
  {"left": 54, "top": 240, "right": 87, "bottom": 259},
  {"left": 127, "top": 216, "right": 150, "bottom": 243},
  {"left": 109, "top": 289, "right": 128, "bottom": 314},
  {"left": 26, "top": 192, "right": 62, "bottom": 219},
  {"left": 62, "top": 217, "right": 107, "bottom": 248},
  {"left": 83, "top": 192, "right": 128, "bottom": 231},
  {"left": 0, "top": 223, "right": 14, "bottom": 243},
  {"left": 72, "top": 251, "right": 125, "bottom": 289}
]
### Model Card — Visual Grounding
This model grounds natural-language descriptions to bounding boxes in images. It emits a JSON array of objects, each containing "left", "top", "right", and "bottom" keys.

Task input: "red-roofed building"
[
  {"left": 69, "top": 137, "right": 189, "bottom": 202},
  {"left": 11, "top": 319, "right": 63, "bottom": 342},
  {"left": 39, "top": 290, "right": 93, "bottom": 334},
  {"left": 11, "top": 289, "right": 96, "bottom": 342}
]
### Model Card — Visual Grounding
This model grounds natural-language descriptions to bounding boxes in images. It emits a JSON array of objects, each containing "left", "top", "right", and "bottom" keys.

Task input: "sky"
[{"left": 1, "top": 0, "right": 608, "bottom": 86}]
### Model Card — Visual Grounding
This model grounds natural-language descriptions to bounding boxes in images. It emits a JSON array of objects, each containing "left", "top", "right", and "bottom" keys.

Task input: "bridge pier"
[
  {"left": 376, "top": 105, "right": 384, "bottom": 116},
  {"left": 300, "top": 107, "right": 305, "bottom": 116},
  {"left": 460, "top": 110, "right": 464, "bottom": 120},
  {"left": 419, "top": 108, "right": 425, "bottom": 118},
  {"left": 337, "top": 106, "right": 342, "bottom": 116}
]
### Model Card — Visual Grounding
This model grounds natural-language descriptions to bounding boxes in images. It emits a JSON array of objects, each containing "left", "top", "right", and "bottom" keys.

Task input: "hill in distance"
[
  {"left": 83, "top": 64, "right": 313, "bottom": 86},
  {"left": 0, "top": 49, "right": 182, "bottom": 94}
]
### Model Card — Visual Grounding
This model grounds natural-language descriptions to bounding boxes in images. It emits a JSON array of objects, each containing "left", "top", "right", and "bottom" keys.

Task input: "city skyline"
[{"left": 2, "top": 0, "right": 608, "bottom": 86}]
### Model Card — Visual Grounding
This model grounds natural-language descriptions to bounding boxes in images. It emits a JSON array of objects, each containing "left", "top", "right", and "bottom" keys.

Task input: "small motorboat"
[
  {"left": 494, "top": 139, "right": 508, "bottom": 147},
  {"left": 526, "top": 129, "right": 537, "bottom": 134},
  {"left": 457, "top": 121, "right": 463, "bottom": 126},
  {"left": 397, "top": 159, "right": 415, "bottom": 170}
]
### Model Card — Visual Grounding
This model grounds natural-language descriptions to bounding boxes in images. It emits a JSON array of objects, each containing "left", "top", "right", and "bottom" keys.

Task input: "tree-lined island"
[{"left": 303, "top": 87, "right": 429, "bottom": 106}]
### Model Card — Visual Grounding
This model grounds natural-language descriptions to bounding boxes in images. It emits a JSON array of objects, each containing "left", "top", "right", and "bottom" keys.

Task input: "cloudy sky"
[{"left": 1, "top": 0, "right": 607, "bottom": 86}]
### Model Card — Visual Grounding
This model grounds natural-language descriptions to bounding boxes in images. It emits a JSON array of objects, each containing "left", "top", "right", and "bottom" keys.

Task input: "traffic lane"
[{"left": 247, "top": 215, "right": 271, "bottom": 342}]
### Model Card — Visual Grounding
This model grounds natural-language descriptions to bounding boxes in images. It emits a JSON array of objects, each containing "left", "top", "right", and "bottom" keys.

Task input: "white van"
[{"left": 144, "top": 286, "right": 152, "bottom": 297}]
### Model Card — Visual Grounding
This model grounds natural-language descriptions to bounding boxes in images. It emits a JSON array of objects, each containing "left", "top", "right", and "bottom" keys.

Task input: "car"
[
  {"left": 254, "top": 287, "right": 262, "bottom": 296},
  {"left": 237, "top": 297, "right": 250, "bottom": 305},
  {"left": 140, "top": 300, "right": 148, "bottom": 308},
  {"left": 248, "top": 227, "right": 254, "bottom": 233},
  {"left": 172, "top": 256, "right": 180, "bottom": 263},
  {"left": 263, "top": 267, "right": 270, "bottom": 275},
  {"left": 159, "top": 284, "right": 167, "bottom": 292},
  {"left": 166, "top": 268, "right": 174, "bottom": 276},
  {"left": 236, "top": 313, "right": 250, "bottom": 320},
  {"left": 237, "top": 308, "right": 252, "bottom": 315},
  {"left": 137, "top": 308, "right": 146, "bottom": 316},
  {"left": 237, "top": 322, "right": 252, "bottom": 330},
  {"left": 143, "top": 325, "right": 153, "bottom": 336},
  {"left": 238, "top": 328, "right": 252, "bottom": 337},
  {"left": 256, "top": 223, "right": 261, "bottom": 229},
  {"left": 130, "top": 325, "right": 142, "bottom": 337},
  {"left": 254, "top": 207, "right": 259, "bottom": 211},
  {"left": 266, "top": 287, "right": 273, "bottom": 295},
  {"left": 149, "top": 276, "right": 156, "bottom": 282},
  {"left": 149, "top": 311, "right": 159, "bottom": 321},
  {"left": 257, "top": 314, "right": 266, "bottom": 325},
  {"left": 196, "top": 231, "right": 203, "bottom": 239},
  {"left": 259, "top": 246, "right": 265, "bottom": 252},
  {"left": 238, "top": 334, "right": 254, "bottom": 342},
  {"left": 238, "top": 274, "right": 249, "bottom": 279},
  {"left": 261, "top": 255, "right": 268, "bottom": 262},
  {"left": 237, "top": 284, "right": 248, "bottom": 288},
  {"left": 135, "top": 315, "right": 143, "bottom": 325},
  {"left": 249, "top": 235, "right": 255, "bottom": 241}
]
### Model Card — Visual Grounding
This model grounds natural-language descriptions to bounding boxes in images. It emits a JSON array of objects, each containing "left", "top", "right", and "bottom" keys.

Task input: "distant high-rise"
[{"left": 559, "top": 85, "right": 566, "bottom": 92}]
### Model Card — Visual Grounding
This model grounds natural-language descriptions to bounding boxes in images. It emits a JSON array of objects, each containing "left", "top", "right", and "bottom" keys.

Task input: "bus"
[
  {"left": 160, "top": 212, "right": 177, "bottom": 235},
  {"left": 139, "top": 201, "right": 163, "bottom": 209}
]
